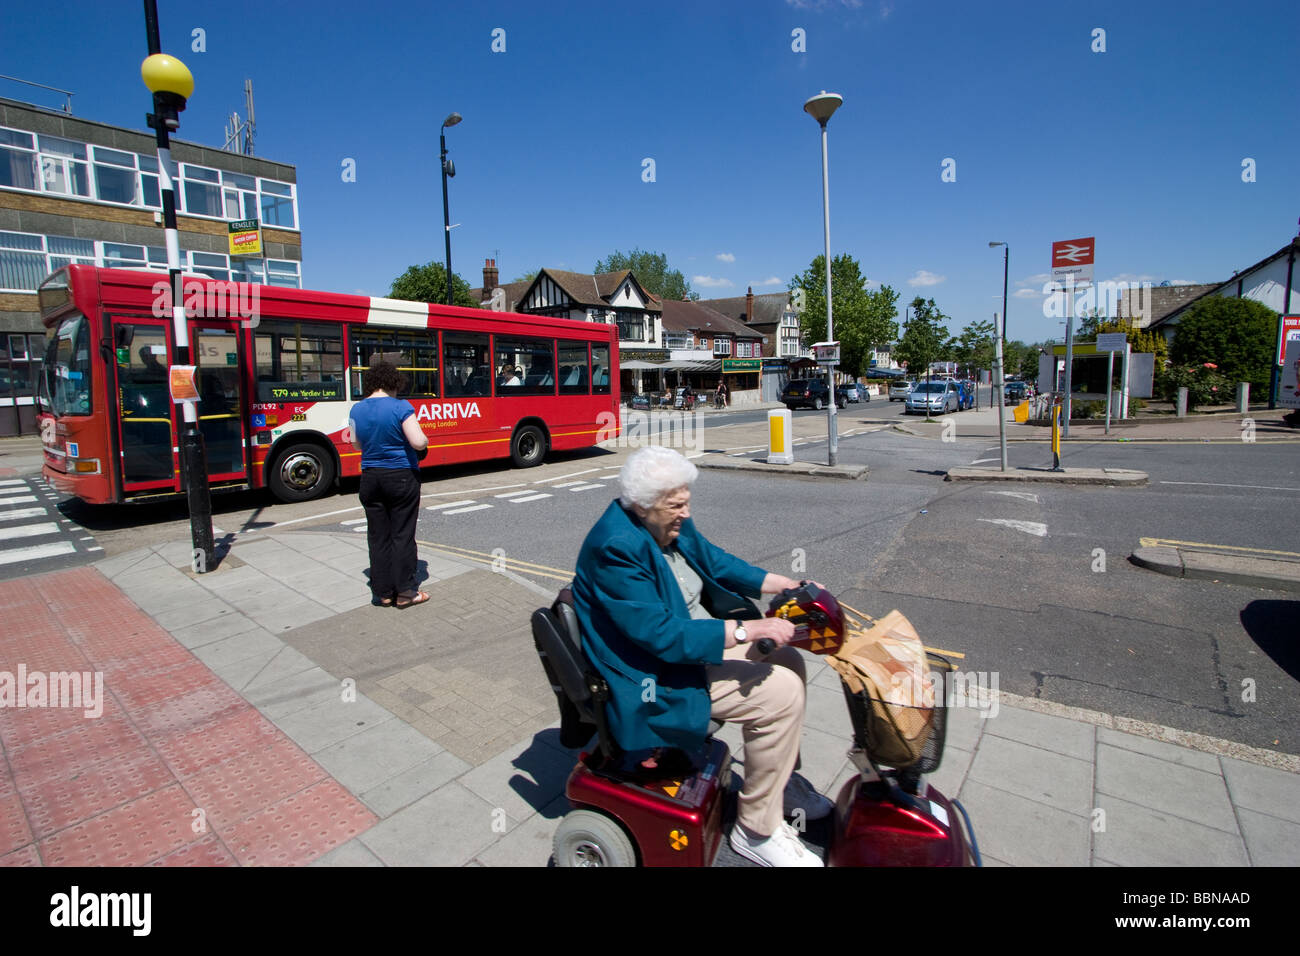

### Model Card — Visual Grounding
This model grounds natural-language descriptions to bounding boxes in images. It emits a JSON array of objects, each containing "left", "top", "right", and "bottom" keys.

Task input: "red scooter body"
[
  {"left": 828, "top": 775, "right": 975, "bottom": 867},
  {"left": 567, "top": 739, "right": 732, "bottom": 867}
]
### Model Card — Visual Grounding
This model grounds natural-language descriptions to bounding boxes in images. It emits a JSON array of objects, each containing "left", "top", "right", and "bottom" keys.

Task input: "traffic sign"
[
  {"left": 1096, "top": 333, "right": 1127, "bottom": 352},
  {"left": 812, "top": 341, "right": 840, "bottom": 364},
  {"left": 1052, "top": 237, "right": 1095, "bottom": 285}
]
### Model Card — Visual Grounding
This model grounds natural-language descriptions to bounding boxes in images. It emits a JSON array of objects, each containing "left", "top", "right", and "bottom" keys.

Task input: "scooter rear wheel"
[{"left": 554, "top": 810, "right": 637, "bottom": 867}]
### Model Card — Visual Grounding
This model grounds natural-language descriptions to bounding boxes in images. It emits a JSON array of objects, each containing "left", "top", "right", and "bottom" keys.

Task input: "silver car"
[
  {"left": 889, "top": 380, "right": 915, "bottom": 401},
  {"left": 905, "top": 380, "right": 959, "bottom": 415}
]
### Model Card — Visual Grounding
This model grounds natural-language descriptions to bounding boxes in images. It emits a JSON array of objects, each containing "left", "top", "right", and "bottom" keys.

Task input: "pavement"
[{"left": 1, "top": 408, "right": 1299, "bottom": 867}]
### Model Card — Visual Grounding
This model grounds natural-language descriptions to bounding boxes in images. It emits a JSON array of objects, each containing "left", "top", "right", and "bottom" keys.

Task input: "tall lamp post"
[
  {"left": 804, "top": 90, "right": 842, "bottom": 466},
  {"left": 141, "top": 2, "right": 213, "bottom": 571},
  {"left": 440, "top": 112, "right": 462, "bottom": 306},
  {"left": 989, "top": 242, "right": 1009, "bottom": 471}
]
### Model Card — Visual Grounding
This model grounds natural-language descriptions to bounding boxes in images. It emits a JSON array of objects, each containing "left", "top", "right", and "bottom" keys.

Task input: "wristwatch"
[{"left": 733, "top": 622, "right": 748, "bottom": 644}]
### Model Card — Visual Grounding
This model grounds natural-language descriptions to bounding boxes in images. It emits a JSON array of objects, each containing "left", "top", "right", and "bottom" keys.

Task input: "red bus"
[{"left": 36, "top": 265, "right": 620, "bottom": 504}]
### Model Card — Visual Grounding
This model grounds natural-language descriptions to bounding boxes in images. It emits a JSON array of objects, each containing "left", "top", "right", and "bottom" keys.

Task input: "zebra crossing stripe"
[
  {"left": 567, "top": 484, "right": 605, "bottom": 492},
  {"left": 0, "top": 479, "right": 26, "bottom": 487},
  {"left": 443, "top": 504, "right": 493, "bottom": 515},
  {"left": 0, "top": 522, "right": 60, "bottom": 541},
  {"left": 0, "top": 541, "right": 75, "bottom": 566},
  {"left": 0, "top": 507, "right": 48, "bottom": 522},
  {"left": 0, "top": 496, "right": 38, "bottom": 505},
  {"left": 507, "top": 494, "right": 552, "bottom": 503},
  {"left": 494, "top": 491, "right": 534, "bottom": 499},
  {"left": 426, "top": 500, "right": 477, "bottom": 510}
]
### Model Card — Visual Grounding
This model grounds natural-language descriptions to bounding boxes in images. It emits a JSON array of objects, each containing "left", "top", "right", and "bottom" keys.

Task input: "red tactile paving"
[
  {"left": 0, "top": 565, "right": 378, "bottom": 866},
  {"left": 148, "top": 834, "right": 238, "bottom": 867},
  {"left": 40, "top": 784, "right": 203, "bottom": 866},
  {"left": 223, "top": 780, "right": 378, "bottom": 866},
  {"left": 180, "top": 736, "right": 326, "bottom": 831}
]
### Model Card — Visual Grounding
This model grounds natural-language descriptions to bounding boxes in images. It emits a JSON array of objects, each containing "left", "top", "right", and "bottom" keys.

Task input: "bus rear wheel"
[
  {"left": 269, "top": 442, "right": 336, "bottom": 502},
  {"left": 511, "top": 425, "right": 546, "bottom": 468}
]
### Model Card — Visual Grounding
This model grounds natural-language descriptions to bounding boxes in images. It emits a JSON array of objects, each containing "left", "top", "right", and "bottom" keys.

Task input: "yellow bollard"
[{"left": 1051, "top": 405, "right": 1061, "bottom": 469}]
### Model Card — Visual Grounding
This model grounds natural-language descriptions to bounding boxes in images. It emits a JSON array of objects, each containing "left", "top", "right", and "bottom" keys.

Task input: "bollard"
[
  {"left": 1176, "top": 386, "right": 1188, "bottom": 418},
  {"left": 1237, "top": 382, "right": 1249, "bottom": 413},
  {"left": 1051, "top": 404, "right": 1062, "bottom": 470},
  {"left": 767, "top": 408, "right": 793, "bottom": 464}
]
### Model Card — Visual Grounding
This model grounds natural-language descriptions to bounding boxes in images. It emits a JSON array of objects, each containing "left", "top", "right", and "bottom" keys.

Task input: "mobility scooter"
[{"left": 530, "top": 583, "right": 980, "bottom": 867}]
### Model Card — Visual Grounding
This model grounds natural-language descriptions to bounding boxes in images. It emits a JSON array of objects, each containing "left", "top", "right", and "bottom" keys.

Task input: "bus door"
[
  {"left": 111, "top": 317, "right": 180, "bottom": 495},
  {"left": 191, "top": 324, "right": 248, "bottom": 484}
]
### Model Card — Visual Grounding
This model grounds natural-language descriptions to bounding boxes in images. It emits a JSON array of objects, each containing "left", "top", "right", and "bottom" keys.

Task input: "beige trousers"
[{"left": 707, "top": 643, "right": 806, "bottom": 836}]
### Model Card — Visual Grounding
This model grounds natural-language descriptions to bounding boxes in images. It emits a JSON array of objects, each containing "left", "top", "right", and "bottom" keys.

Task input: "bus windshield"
[{"left": 42, "top": 313, "right": 93, "bottom": 417}]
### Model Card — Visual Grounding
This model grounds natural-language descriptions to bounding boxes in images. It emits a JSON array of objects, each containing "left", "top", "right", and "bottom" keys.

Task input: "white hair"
[{"left": 619, "top": 446, "right": 698, "bottom": 510}]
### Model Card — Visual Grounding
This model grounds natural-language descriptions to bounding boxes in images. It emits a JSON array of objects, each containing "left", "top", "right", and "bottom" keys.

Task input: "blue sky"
[{"left": 3, "top": 0, "right": 1296, "bottom": 345}]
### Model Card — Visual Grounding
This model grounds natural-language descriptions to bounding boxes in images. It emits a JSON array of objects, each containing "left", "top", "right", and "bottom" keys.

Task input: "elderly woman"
[
  {"left": 572, "top": 445, "right": 830, "bottom": 867},
  {"left": 348, "top": 361, "right": 430, "bottom": 608}
]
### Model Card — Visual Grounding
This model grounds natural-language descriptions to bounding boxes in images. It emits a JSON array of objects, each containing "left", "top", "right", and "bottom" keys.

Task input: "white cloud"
[
  {"left": 716, "top": 253, "right": 735, "bottom": 263},
  {"left": 693, "top": 276, "right": 735, "bottom": 288},
  {"left": 908, "top": 270, "right": 945, "bottom": 287},
  {"left": 757, "top": 276, "right": 783, "bottom": 286},
  {"left": 1013, "top": 288, "right": 1043, "bottom": 299}
]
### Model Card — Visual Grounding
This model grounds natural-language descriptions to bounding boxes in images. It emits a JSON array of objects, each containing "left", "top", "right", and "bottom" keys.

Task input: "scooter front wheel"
[{"left": 554, "top": 809, "right": 637, "bottom": 867}]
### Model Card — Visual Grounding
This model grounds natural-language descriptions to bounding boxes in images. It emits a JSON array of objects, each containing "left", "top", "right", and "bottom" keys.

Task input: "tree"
[
  {"left": 955, "top": 319, "right": 996, "bottom": 374},
  {"left": 1170, "top": 297, "right": 1275, "bottom": 392},
  {"left": 893, "top": 296, "right": 950, "bottom": 382},
  {"left": 511, "top": 270, "right": 539, "bottom": 284},
  {"left": 789, "top": 254, "right": 899, "bottom": 376},
  {"left": 595, "top": 248, "right": 696, "bottom": 301},
  {"left": 389, "top": 261, "right": 476, "bottom": 308}
]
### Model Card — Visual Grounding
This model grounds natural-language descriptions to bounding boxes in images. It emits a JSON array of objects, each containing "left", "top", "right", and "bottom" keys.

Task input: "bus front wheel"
[
  {"left": 511, "top": 425, "right": 546, "bottom": 468},
  {"left": 269, "top": 442, "right": 336, "bottom": 502}
]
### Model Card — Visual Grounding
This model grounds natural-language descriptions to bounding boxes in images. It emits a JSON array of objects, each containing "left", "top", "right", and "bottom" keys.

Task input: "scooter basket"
[{"left": 843, "top": 651, "right": 950, "bottom": 773}]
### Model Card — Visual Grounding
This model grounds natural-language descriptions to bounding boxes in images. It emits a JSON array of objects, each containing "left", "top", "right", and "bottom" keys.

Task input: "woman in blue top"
[{"left": 348, "top": 362, "right": 430, "bottom": 608}]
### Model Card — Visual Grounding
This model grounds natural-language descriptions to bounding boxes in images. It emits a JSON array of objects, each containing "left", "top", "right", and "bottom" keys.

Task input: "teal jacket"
[{"left": 571, "top": 500, "right": 766, "bottom": 752}]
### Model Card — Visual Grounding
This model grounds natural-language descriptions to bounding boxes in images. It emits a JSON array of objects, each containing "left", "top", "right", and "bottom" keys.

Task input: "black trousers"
[{"left": 360, "top": 467, "right": 420, "bottom": 599}]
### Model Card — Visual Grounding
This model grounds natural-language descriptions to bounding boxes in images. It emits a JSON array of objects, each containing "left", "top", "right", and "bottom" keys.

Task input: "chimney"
[
  {"left": 745, "top": 286, "right": 754, "bottom": 323},
  {"left": 483, "top": 258, "right": 499, "bottom": 290}
]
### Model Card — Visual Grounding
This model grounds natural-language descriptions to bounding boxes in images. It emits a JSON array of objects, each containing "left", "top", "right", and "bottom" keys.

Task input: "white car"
[{"left": 905, "top": 380, "right": 959, "bottom": 415}]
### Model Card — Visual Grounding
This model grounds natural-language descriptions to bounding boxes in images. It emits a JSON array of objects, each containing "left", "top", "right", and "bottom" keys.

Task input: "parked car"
[
  {"left": 844, "top": 382, "right": 870, "bottom": 403},
  {"left": 905, "top": 379, "right": 960, "bottom": 415},
  {"left": 957, "top": 379, "right": 976, "bottom": 410},
  {"left": 782, "top": 378, "right": 847, "bottom": 410},
  {"left": 1004, "top": 380, "right": 1028, "bottom": 403},
  {"left": 889, "top": 380, "right": 915, "bottom": 402}
]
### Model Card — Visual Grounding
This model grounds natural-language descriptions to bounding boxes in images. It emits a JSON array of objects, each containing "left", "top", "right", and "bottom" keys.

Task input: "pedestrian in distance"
[{"left": 348, "top": 361, "right": 430, "bottom": 608}]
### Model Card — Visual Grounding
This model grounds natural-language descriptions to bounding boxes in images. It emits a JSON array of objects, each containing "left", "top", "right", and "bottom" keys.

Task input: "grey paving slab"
[
  {"left": 1220, "top": 755, "right": 1300, "bottom": 825},
  {"left": 956, "top": 779, "right": 1091, "bottom": 866},
  {"left": 245, "top": 663, "right": 345, "bottom": 718},
  {"left": 207, "top": 649, "right": 282, "bottom": 692},
  {"left": 980, "top": 704, "right": 1096, "bottom": 762},
  {"left": 474, "top": 794, "right": 570, "bottom": 867},
  {"left": 965, "top": 734, "right": 1096, "bottom": 816},
  {"left": 168, "top": 611, "right": 265, "bottom": 650},
  {"left": 944, "top": 701, "right": 992, "bottom": 754},
  {"left": 239, "top": 645, "right": 319, "bottom": 691},
  {"left": 1096, "top": 727, "right": 1222, "bottom": 773},
  {"left": 1096, "top": 743, "right": 1238, "bottom": 833},
  {"left": 312, "top": 719, "right": 445, "bottom": 795},
  {"left": 358, "top": 750, "right": 473, "bottom": 819},
  {"left": 794, "top": 724, "right": 853, "bottom": 795},
  {"left": 308, "top": 838, "right": 386, "bottom": 867},
  {"left": 250, "top": 603, "right": 335, "bottom": 634},
  {"left": 1092, "top": 794, "right": 1250, "bottom": 867},
  {"left": 152, "top": 601, "right": 239, "bottom": 632},
  {"left": 1235, "top": 808, "right": 1300, "bottom": 866},
  {"left": 94, "top": 550, "right": 169, "bottom": 578},
  {"left": 190, "top": 628, "right": 288, "bottom": 673},
  {"left": 929, "top": 745, "right": 974, "bottom": 799},
  {"left": 456, "top": 734, "right": 582, "bottom": 823},
  {"left": 270, "top": 692, "right": 395, "bottom": 754},
  {"left": 358, "top": 783, "right": 503, "bottom": 867},
  {"left": 803, "top": 681, "right": 849, "bottom": 737}
]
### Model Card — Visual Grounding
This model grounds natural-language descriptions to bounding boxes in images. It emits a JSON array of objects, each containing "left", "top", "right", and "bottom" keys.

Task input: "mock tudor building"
[
  {"left": 0, "top": 96, "right": 301, "bottom": 437},
  {"left": 698, "top": 287, "right": 805, "bottom": 402}
]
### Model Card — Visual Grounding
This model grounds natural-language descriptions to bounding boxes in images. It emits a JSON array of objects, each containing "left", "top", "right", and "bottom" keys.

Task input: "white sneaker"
[
  {"left": 783, "top": 773, "right": 834, "bottom": 821},
  {"left": 729, "top": 822, "right": 823, "bottom": 867}
]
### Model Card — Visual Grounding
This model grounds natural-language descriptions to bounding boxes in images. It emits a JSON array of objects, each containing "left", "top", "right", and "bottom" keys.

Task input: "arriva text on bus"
[{"left": 151, "top": 278, "right": 261, "bottom": 327}]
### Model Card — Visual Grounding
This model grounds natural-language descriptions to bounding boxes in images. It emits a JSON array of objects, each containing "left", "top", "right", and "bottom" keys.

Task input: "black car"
[
  {"left": 782, "top": 378, "right": 847, "bottom": 410},
  {"left": 1004, "top": 380, "right": 1028, "bottom": 403}
]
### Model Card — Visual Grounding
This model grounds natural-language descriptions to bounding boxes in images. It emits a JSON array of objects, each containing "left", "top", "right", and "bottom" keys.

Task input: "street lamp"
[
  {"left": 989, "top": 242, "right": 1009, "bottom": 471},
  {"left": 440, "top": 112, "right": 462, "bottom": 306},
  {"left": 804, "top": 90, "right": 841, "bottom": 466},
  {"left": 142, "top": 1, "right": 214, "bottom": 572}
]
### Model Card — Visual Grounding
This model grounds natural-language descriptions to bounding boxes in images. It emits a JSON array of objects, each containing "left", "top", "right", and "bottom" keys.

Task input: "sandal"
[
  {"left": 378, "top": 597, "right": 394, "bottom": 607},
  {"left": 394, "top": 590, "right": 430, "bottom": 609}
]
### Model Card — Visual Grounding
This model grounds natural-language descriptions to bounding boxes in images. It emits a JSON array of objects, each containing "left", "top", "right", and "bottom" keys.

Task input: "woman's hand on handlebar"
[{"left": 728, "top": 616, "right": 796, "bottom": 648}]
